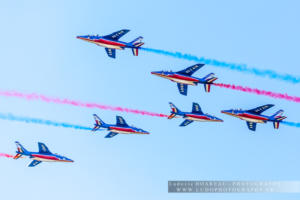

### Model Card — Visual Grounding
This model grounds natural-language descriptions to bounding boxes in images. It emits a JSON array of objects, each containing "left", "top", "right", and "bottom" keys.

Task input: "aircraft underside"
[
  {"left": 238, "top": 116, "right": 266, "bottom": 123},
  {"left": 32, "top": 157, "right": 57, "bottom": 162},
  {"left": 185, "top": 116, "right": 214, "bottom": 122},
  {"left": 169, "top": 78, "right": 197, "bottom": 85},
  {"left": 96, "top": 43, "right": 124, "bottom": 50},
  {"left": 110, "top": 129, "right": 145, "bottom": 134}
]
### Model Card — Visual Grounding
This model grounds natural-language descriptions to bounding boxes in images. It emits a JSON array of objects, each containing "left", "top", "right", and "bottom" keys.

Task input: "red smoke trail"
[
  {"left": 0, "top": 153, "right": 14, "bottom": 158},
  {"left": 214, "top": 83, "right": 300, "bottom": 103},
  {"left": 0, "top": 90, "right": 169, "bottom": 118}
]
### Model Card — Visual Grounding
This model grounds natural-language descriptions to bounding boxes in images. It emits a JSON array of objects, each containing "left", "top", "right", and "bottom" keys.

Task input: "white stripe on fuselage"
[
  {"left": 96, "top": 43, "right": 124, "bottom": 49},
  {"left": 32, "top": 157, "right": 58, "bottom": 162},
  {"left": 166, "top": 77, "right": 197, "bottom": 85},
  {"left": 84, "top": 40, "right": 125, "bottom": 50},
  {"left": 110, "top": 129, "right": 145, "bottom": 134},
  {"left": 237, "top": 116, "right": 265, "bottom": 123},
  {"left": 185, "top": 116, "right": 214, "bottom": 122}
]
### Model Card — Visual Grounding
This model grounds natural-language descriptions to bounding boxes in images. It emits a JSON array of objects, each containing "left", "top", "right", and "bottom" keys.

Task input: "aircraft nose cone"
[
  {"left": 65, "top": 157, "right": 74, "bottom": 162},
  {"left": 216, "top": 118, "right": 224, "bottom": 122},
  {"left": 151, "top": 71, "right": 161, "bottom": 76},
  {"left": 221, "top": 110, "right": 235, "bottom": 116},
  {"left": 76, "top": 35, "right": 87, "bottom": 40},
  {"left": 221, "top": 110, "right": 228, "bottom": 114}
]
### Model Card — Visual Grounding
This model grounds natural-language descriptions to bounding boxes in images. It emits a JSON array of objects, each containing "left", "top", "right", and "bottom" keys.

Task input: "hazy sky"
[{"left": 0, "top": 1, "right": 299, "bottom": 200}]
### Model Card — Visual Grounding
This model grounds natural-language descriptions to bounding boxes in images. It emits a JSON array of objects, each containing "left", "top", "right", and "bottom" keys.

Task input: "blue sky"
[{"left": 0, "top": 0, "right": 300, "bottom": 200}]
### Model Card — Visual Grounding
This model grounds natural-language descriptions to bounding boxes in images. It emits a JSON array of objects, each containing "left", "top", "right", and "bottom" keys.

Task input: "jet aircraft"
[
  {"left": 77, "top": 29, "right": 144, "bottom": 58},
  {"left": 13, "top": 142, "right": 73, "bottom": 167},
  {"left": 151, "top": 64, "right": 217, "bottom": 95},
  {"left": 221, "top": 104, "right": 287, "bottom": 131},
  {"left": 168, "top": 102, "right": 223, "bottom": 126},
  {"left": 92, "top": 114, "right": 149, "bottom": 138}
]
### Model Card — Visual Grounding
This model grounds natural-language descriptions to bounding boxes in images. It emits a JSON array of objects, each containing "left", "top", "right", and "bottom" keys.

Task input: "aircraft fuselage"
[
  {"left": 154, "top": 73, "right": 201, "bottom": 85},
  {"left": 184, "top": 113, "right": 222, "bottom": 122},
  {"left": 224, "top": 112, "right": 269, "bottom": 123},
  {"left": 29, "top": 153, "right": 73, "bottom": 163},
  {"left": 78, "top": 37, "right": 131, "bottom": 50},
  {"left": 108, "top": 126, "right": 149, "bottom": 135}
]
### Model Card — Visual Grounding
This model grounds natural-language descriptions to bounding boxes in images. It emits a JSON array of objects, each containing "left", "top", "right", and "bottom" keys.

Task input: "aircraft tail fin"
[
  {"left": 271, "top": 110, "right": 287, "bottom": 129},
  {"left": 168, "top": 102, "right": 181, "bottom": 119},
  {"left": 203, "top": 73, "right": 217, "bottom": 93},
  {"left": 131, "top": 37, "right": 144, "bottom": 56},
  {"left": 92, "top": 114, "right": 106, "bottom": 131},
  {"left": 14, "top": 141, "right": 28, "bottom": 159}
]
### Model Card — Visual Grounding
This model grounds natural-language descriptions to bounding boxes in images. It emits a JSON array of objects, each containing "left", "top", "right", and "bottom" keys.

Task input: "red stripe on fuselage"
[
  {"left": 238, "top": 113, "right": 268, "bottom": 120},
  {"left": 97, "top": 39, "right": 126, "bottom": 47},
  {"left": 109, "top": 126, "right": 135, "bottom": 133},
  {"left": 169, "top": 74, "right": 199, "bottom": 82},
  {"left": 185, "top": 114, "right": 211, "bottom": 120},
  {"left": 31, "top": 154, "right": 59, "bottom": 160}
]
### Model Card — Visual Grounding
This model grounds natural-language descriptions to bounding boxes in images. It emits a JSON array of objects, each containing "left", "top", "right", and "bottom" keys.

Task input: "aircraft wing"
[
  {"left": 28, "top": 160, "right": 42, "bottom": 167},
  {"left": 246, "top": 121, "right": 257, "bottom": 131},
  {"left": 192, "top": 103, "right": 203, "bottom": 114},
  {"left": 248, "top": 104, "right": 274, "bottom": 115},
  {"left": 177, "top": 83, "right": 188, "bottom": 96},
  {"left": 103, "top": 29, "right": 130, "bottom": 40},
  {"left": 116, "top": 116, "right": 128, "bottom": 127},
  {"left": 105, "top": 48, "right": 116, "bottom": 58},
  {"left": 38, "top": 142, "right": 51, "bottom": 154},
  {"left": 105, "top": 132, "right": 119, "bottom": 138},
  {"left": 177, "top": 64, "right": 205, "bottom": 76},
  {"left": 180, "top": 119, "right": 194, "bottom": 126}
]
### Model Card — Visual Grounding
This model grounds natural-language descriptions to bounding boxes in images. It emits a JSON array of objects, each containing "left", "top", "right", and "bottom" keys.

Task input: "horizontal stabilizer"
[
  {"left": 273, "top": 121, "right": 280, "bottom": 129},
  {"left": 13, "top": 153, "right": 22, "bottom": 160},
  {"left": 132, "top": 48, "right": 139, "bottom": 56},
  {"left": 168, "top": 113, "right": 176, "bottom": 119},
  {"left": 204, "top": 84, "right": 211, "bottom": 93}
]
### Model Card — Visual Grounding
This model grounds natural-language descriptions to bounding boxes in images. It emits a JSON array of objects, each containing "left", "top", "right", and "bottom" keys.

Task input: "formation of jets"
[{"left": 11, "top": 29, "right": 289, "bottom": 167}]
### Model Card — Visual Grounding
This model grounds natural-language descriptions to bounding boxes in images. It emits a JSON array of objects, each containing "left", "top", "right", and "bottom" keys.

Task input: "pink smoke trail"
[
  {"left": 0, "top": 90, "right": 169, "bottom": 118},
  {"left": 214, "top": 83, "right": 300, "bottom": 103},
  {"left": 0, "top": 153, "right": 14, "bottom": 158}
]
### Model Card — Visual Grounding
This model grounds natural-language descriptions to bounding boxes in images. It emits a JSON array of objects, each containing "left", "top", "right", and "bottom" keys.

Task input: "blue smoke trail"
[
  {"left": 141, "top": 47, "right": 300, "bottom": 84},
  {"left": 282, "top": 121, "right": 300, "bottom": 128},
  {"left": 0, "top": 113, "right": 93, "bottom": 131}
]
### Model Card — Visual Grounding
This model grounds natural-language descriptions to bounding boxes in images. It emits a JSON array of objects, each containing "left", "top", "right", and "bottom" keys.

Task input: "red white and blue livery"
[
  {"left": 221, "top": 104, "right": 287, "bottom": 131},
  {"left": 92, "top": 114, "right": 149, "bottom": 138},
  {"left": 77, "top": 29, "right": 144, "bottom": 58},
  {"left": 13, "top": 141, "right": 74, "bottom": 167},
  {"left": 151, "top": 64, "right": 217, "bottom": 96},
  {"left": 168, "top": 102, "right": 223, "bottom": 126}
]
